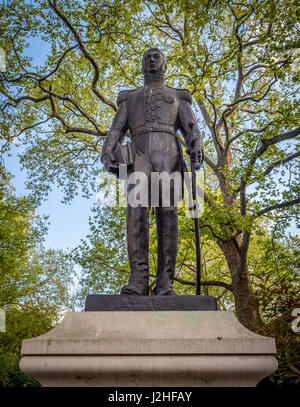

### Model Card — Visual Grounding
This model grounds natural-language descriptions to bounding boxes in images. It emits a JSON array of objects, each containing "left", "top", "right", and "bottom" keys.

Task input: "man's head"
[{"left": 142, "top": 48, "right": 167, "bottom": 76}]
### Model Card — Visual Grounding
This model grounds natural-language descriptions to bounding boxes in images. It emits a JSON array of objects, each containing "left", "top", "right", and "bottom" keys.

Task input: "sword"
[
  {"left": 176, "top": 135, "right": 203, "bottom": 296},
  {"left": 191, "top": 161, "right": 201, "bottom": 295}
]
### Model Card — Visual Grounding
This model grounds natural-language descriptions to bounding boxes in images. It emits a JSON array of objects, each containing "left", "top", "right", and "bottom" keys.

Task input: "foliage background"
[{"left": 0, "top": 0, "right": 299, "bottom": 386}]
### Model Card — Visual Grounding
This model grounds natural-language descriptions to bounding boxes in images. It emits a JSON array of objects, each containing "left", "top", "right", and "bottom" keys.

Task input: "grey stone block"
[{"left": 20, "top": 311, "right": 278, "bottom": 387}]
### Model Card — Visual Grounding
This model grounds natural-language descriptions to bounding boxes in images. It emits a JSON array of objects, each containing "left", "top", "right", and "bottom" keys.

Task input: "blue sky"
[{"left": 5, "top": 145, "right": 92, "bottom": 251}]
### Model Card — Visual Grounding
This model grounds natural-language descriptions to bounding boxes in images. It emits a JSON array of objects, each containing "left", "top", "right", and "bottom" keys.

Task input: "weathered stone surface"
[
  {"left": 84, "top": 294, "right": 218, "bottom": 311},
  {"left": 20, "top": 311, "right": 277, "bottom": 387},
  {"left": 20, "top": 355, "right": 278, "bottom": 387}
]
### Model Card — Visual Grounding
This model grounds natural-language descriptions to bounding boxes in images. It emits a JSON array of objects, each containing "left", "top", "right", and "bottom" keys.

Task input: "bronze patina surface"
[{"left": 101, "top": 49, "right": 203, "bottom": 296}]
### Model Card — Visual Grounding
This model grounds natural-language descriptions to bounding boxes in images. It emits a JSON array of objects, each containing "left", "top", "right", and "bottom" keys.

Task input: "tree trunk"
[{"left": 219, "top": 240, "right": 263, "bottom": 333}]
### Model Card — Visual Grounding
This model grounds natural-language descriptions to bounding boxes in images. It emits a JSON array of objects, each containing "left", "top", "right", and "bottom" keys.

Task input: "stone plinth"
[{"left": 20, "top": 310, "right": 277, "bottom": 387}]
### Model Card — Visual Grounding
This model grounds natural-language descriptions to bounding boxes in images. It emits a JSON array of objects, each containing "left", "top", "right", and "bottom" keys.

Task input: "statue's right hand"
[{"left": 100, "top": 152, "right": 119, "bottom": 175}]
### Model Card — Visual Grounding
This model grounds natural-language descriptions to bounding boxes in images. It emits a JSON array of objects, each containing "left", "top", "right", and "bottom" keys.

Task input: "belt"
[{"left": 131, "top": 130, "right": 176, "bottom": 143}]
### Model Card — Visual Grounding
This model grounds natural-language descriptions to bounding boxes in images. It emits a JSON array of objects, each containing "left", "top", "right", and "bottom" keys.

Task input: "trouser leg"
[
  {"left": 120, "top": 204, "right": 149, "bottom": 295},
  {"left": 154, "top": 207, "right": 178, "bottom": 295}
]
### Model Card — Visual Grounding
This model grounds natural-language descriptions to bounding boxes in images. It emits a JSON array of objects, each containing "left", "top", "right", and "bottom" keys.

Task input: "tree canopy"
[
  {"left": 0, "top": 165, "right": 76, "bottom": 386},
  {"left": 0, "top": 0, "right": 299, "bottom": 386}
]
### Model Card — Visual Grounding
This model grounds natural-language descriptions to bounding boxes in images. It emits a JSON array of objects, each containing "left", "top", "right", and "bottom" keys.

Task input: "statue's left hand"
[{"left": 190, "top": 149, "right": 204, "bottom": 171}]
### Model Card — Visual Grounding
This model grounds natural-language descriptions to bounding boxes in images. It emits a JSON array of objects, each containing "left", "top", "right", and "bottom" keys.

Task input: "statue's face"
[{"left": 143, "top": 50, "right": 165, "bottom": 74}]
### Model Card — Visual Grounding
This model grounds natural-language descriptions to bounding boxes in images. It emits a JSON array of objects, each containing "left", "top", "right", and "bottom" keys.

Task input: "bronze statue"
[{"left": 101, "top": 48, "right": 203, "bottom": 295}]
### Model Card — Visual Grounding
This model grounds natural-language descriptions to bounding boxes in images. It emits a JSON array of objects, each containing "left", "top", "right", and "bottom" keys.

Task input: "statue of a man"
[{"left": 101, "top": 48, "right": 203, "bottom": 295}]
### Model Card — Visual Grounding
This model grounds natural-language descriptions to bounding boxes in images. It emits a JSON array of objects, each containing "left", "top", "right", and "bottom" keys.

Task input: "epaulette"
[
  {"left": 117, "top": 90, "right": 131, "bottom": 107},
  {"left": 177, "top": 88, "right": 192, "bottom": 105}
]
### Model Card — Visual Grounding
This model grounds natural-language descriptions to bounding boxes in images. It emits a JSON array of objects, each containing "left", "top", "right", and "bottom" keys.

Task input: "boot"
[
  {"left": 154, "top": 207, "right": 178, "bottom": 295},
  {"left": 120, "top": 205, "right": 149, "bottom": 295}
]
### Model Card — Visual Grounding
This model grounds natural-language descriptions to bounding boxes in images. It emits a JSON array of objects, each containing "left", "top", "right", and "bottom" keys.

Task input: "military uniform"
[{"left": 101, "top": 81, "right": 203, "bottom": 295}]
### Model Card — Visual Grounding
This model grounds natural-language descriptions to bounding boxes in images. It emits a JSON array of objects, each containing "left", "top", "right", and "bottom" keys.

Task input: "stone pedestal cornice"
[{"left": 20, "top": 310, "right": 278, "bottom": 387}]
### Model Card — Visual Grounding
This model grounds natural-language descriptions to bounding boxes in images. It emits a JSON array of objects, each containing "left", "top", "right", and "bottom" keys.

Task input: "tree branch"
[
  {"left": 48, "top": 0, "right": 117, "bottom": 111},
  {"left": 2, "top": 94, "right": 50, "bottom": 111},
  {"left": 236, "top": 127, "right": 300, "bottom": 193},
  {"left": 38, "top": 82, "right": 105, "bottom": 136},
  {"left": 256, "top": 198, "right": 300, "bottom": 218},
  {"left": 262, "top": 152, "right": 300, "bottom": 178},
  {"left": 203, "top": 155, "right": 218, "bottom": 173},
  {"left": 174, "top": 276, "right": 232, "bottom": 291},
  {"left": 49, "top": 94, "right": 101, "bottom": 138},
  {"left": 40, "top": 44, "right": 80, "bottom": 81}
]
